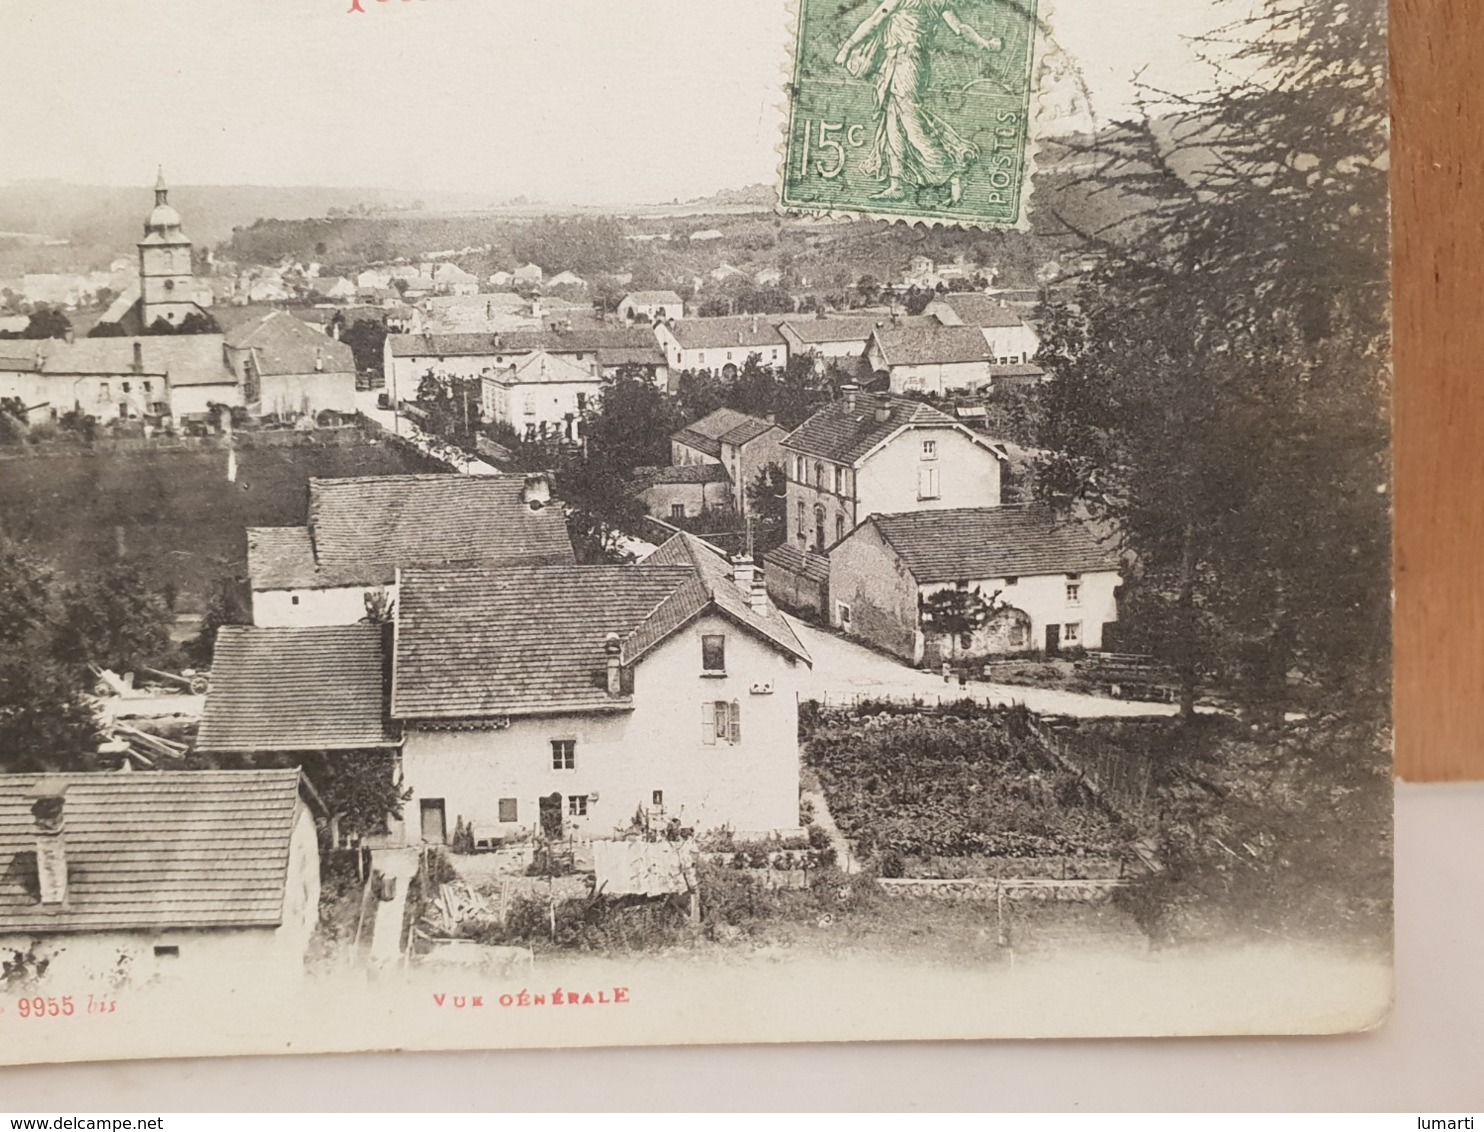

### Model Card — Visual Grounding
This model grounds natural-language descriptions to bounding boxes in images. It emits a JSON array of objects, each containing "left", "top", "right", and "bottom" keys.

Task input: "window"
[
  {"left": 834, "top": 466, "right": 845, "bottom": 493},
  {"left": 290, "top": 595, "right": 300, "bottom": 606},
  {"left": 1004, "top": 576, "right": 1019, "bottom": 586},
  {"left": 797, "top": 500, "right": 806, "bottom": 540},
  {"left": 143, "top": 381, "right": 152, "bottom": 393},
  {"left": 652, "top": 790, "right": 664, "bottom": 807},
  {"left": 671, "top": 503, "right": 686, "bottom": 520},
  {"left": 498, "top": 798, "right": 518, "bottom": 822},
  {"left": 576, "top": 392, "right": 587, "bottom": 411},
  {"left": 122, "top": 382, "right": 131, "bottom": 393},
  {"left": 917, "top": 465, "right": 940, "bottom": 500},
  {"left": 568, "top": 795, "right": 589, "bottom": 817},
  {"left": 838, "top": 602, "right": 852, "bottom": 627},
  {"left": 153, "top": 945, "right": 179, "bottom": 959},
  {"left": 922, "top": 439, "right": 937, "bottom": 459},
  {"left": 551, "top": 739, "right": 576, "bottom": 770},
  {"left": 835, "top": 514, "right": 845, "bottom": 543},
  {"left": 701, "top": 634, "right": 726, "bottom": 672},
  {"left": 701, "top": 699, "right": 742, "bottom": 745},
  {"left": 1066, "top": 582, "right": 1081, "bottom": 605},
  {"left": 814, "top": 462, "right": 825, "bottom": 489},
  {"left": 1064, "top": 622, "right": 1082, "bottom": 645},
  {"left": 99, "top": 382, "right": 109, "bottom": 398},
  {"left": 1010, "top": 623, "right": 1029, "bottom": 649},
  {"left": 795, "top": 455, "right": 805, "bottom": 481}
]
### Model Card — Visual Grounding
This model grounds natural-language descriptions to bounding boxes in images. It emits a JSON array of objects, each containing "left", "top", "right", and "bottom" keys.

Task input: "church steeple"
[
  {"left": 137, "top": 167, "right": 210, "bottom": 328},
  {"left": 154, "top": 166, "right": 169, "bottom": 207}
]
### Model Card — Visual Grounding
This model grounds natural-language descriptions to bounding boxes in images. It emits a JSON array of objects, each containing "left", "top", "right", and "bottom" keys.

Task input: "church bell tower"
[{"left": 138, "top": 168, "right": 209, "bottom": 328}]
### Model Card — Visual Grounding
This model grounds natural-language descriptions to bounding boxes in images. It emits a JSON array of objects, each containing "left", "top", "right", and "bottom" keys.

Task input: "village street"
[{"left": 784, "top": 614, "right": 1191, "bottom": 720}]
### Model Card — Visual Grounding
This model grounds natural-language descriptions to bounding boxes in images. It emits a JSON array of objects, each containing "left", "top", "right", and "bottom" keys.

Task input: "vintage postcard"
[{"left": 0, "top": 0, "right": 1391, "bottom": 1066}]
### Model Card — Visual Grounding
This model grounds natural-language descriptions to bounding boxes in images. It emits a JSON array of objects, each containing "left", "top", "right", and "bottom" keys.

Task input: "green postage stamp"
[{"left": 781, "top": 0, "right": 1038, "bottom": 228}]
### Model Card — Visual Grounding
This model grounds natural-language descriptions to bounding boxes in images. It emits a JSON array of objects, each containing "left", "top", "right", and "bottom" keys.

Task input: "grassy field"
[{"left": 0, "top": 438, "right": 441, "bottom": 611}]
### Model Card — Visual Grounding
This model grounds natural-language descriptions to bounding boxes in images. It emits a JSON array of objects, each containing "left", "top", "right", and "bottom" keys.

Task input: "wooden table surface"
[{"left": 1393, "top": 0, "right": 1484, "bottom": 779}]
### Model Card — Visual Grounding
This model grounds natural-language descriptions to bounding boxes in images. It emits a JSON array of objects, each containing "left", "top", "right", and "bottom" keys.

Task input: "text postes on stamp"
[{"left": 781, "top": 0, "right": 1038, "bottom": 228}]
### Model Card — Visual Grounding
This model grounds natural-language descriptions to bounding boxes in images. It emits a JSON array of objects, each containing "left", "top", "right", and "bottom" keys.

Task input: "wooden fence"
[{"left": 1021, "top": 716, "right": 1155, "bottom": 819}]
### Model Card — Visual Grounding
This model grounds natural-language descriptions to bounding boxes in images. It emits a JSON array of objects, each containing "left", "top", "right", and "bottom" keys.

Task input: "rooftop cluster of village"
[{"left": 0, "top": 176, "right": 1126, "bottom": 983}]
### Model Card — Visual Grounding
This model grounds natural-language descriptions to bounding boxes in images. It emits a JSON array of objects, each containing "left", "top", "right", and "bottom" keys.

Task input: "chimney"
[
  {"left": 29, "top": 780, "right": 69, "bottom": 905},
  {"left": 841, "top": 383, "right": 859, "bottom": 413},
  {"left": 874, "top": 393, "right": 892, "bottom": 423},
  {"left": 521, "top": 472, "right": 552, "bottom": 509},
  {"left": 749, "top": 576, "right": 769, "bottom": 614},
  {"left": 131, "top": 341, "right": 144, "bottom": 375},
  {"left": 730, "top": 555, "right": 756, "bottom": 592},
  {"left": 604, "top": 632, "right": 623, "bottom": 695}
]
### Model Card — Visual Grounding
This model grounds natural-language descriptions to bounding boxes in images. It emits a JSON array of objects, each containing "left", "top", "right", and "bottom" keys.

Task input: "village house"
[
  {"left": 394, "top": 535, "right": 810, "bottom": 842},
  {"left": 547, "top": 270, "right": 588, "bottom": 292},
  {"left": 246, "top": 473, "right": 574, "bottom": 627},
  {"left": 629, "top": 463, "right": 733, "bottom": 521},
  {"left": 654, "top": 315, "right": 788, "bottom": 376},
  {"left": 204, "top": 534, "right": 811, "bottom": 843},
  {"left": 617, "top": 290, "right": 684, "bottom": 324},
  {"left": 513, "top": 263, "right": 544, "bottom": 286},
  {"left": 432, "top": 262, "right": 479, "bottom": 295},
  {"left": 763, "top": 389, "right": 1005, "bottom": 616},
  {"left": 222, "top": 310, "right": 358, "bottom": 420},
  {"left": 384, "top": 326, "right": 666, "bottom": 404},
  {"left": 670, "top": 407, "right": 789, "bottom": 518},
  {"left": 924, "top": 292, "right": 1042, "bottom": 365},
  {"left": 0, "top": 335, "right": 237, "bottom": 424},
  {"left": 777, "top": 314, "right": 939, "bottom": 368},
  {"left": 309, "top": 276, "right": 356, "bottom": 302},
  {"left": 480, "top": 349, "right": 600, "bottom": 443},
  {"left": 828, "top": 506, "right": 1122, "bottom": 665},
  {"left": 865, "top": 325, "right": 996, "bottom": 395},
  {"left": 0, "top": 770, "right": 320, "bottom": 987}
]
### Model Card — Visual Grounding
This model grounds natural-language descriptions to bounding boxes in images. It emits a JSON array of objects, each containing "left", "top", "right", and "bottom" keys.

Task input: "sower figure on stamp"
[{"left": 836, "top": 0, "right": 1003, "bottom": 203}]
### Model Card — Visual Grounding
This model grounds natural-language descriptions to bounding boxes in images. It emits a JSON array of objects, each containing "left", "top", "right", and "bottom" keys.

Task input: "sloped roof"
[
  {"left": 25, "top": 335, "right": 233, "bottom": 386},
  {"left": 783, "top": 393, "right": 991, "bottom": 465},
  {"left": 865, "top": 506, "right": 1122, "bottom": 583},
  {"left": 393, "top": 548, "right": 808, "bottom": 719},
  {"left": 779, "top": 315, "right": 935, "bottom": 345},
  {"left": 636, "top": 532, "right": 808, "bottom": 666},
  {"left": 392, "top": 565, "right": 696, "bottom": 718},
  {"left": 667, "top": 316, "right": 786, "bottom": 350},
  {"left": 631, "top": 463, "right": 731, "bottom": 489},
  {"left": 197, "top": 625, "right": 397, "bottom": 752},
  {"left": 931, "top": 293, "right": 1032, "bottom": 328},
  {"left": 224, "top": 310, "right": 355, "bottom": 376},
  {"left": 762, "top": 542, "right": 830, "bottom": 585},
  {"left": 387, "top": 325, "right": 653, "bottom": 359},
  {"left": 0, "top": 769, "right": 304, "bottom": 932},
  {"left": 622, "top": 290, "right": 683, "bottom": 306},
  {"left": 870, "top": 325, "right": 994, "bottom": 366},
  {"left": 671, "top": 407, "right": 777, "bottom": 456},
  {"left": 499, "top": 351, "right": 598, "bottom": 386},
  {"left": 989, "top": 363, "right": 1047, "bottom": 378},
  {"left": 247, "top": 475, "right": 574, "bottom": 591},
  {"left": 307, "top": 474, "right": 575, "bottom": 581},
  {"left": 596, "top": 344, "right": 667, "bottom": 368}
]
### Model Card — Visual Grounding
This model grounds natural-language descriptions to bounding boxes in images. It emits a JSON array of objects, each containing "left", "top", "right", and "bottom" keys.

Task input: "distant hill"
[{"left": 0, "top": 183, "right": 496, "bottom": 272}]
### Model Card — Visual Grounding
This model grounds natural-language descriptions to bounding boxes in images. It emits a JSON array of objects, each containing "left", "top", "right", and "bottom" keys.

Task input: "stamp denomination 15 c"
[{"left": 781, "top": 0, "right": 1038, "bottom": 228}]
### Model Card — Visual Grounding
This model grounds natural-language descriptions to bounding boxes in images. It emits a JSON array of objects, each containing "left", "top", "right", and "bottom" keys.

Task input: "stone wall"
[{"left": 877, "top": 877, "right": 1125, "bottom": 903}]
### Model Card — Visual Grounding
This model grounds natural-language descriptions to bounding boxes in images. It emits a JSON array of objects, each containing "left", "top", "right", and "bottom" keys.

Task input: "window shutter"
[
  {"left": 729, "top": 700, "right": 742, "bottom": 745},
  {"left": 701, "top": 700, "right": 716, "bottom": 745}
]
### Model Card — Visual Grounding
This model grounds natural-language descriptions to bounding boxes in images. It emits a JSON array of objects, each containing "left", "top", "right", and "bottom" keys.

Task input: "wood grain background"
[{"left": 1393, "top": 0, "right": 1484, "bottom": 779}]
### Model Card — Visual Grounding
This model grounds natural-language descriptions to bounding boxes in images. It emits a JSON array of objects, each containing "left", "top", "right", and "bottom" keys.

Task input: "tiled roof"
[
  {"left": 782, "top": 393, "right": 981, "bottom": 465},
  {"left": 498, "top": 351, "right": 597, "bottom": 386},
  {"left": 393, "top": 548, "right": 809, "bottom": 718},
  {"left": 671, "top": 408, "right": 776, "bottom": 457},
  {"left": 667, "top": 316, "right": 786, "bottom": 350},
  {"left": 631, "top": 463, "right": 731, "bottom": 488},
  {"left": 762, "top": 543, "right": 830, "bottom": 585},
  {"left": 311, "top": 474, "right": 573, "bottom": 580},
  {"left": 870, "top": 325, "right": 994, "bottom": 366},
  {"left": 224, "top": 310, "right": 356, "bottom": 376},
  {"left": 247, "top": 475, "right": 574, "bottom": 591},
  {"left": 387, "top": 325, "right": 654, "bottom": 359},
  {"left": 21, "top": 335, "right": 233, "bottom": 386},
  {"left": 392, "top": 565, "right": 696, "bottom": 718},
  {"left": 779, "top": 315, "right": 935, "bottom": 345},
  {"left": 989, "top": 363, "right": 1046, "bottom": 377},
  {"left": 595, "top": 345, "right": 667, "bottom": 368},
  {"left": 0, "top": 769, "right": 304, "bottom": 932},
  {"left": 931, "top": 293, "right": 1032, "bottom": 328},
  {"left": 197, "top": 625, "right": 398, "bottom": 752},
  {"left": 622, "top": 290, "right": 682, "bottom": 306},
  {"left": 865, "top": 506, "right": 1122, "bottom": 583},
  {"left": 635, "top": 533, "right": 809, "bottom": 666}
]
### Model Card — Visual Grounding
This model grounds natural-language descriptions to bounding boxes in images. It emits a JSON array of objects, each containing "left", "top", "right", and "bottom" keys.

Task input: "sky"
[{"left": 0, "top": 0, "right": 1245, "bottom": 204}]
